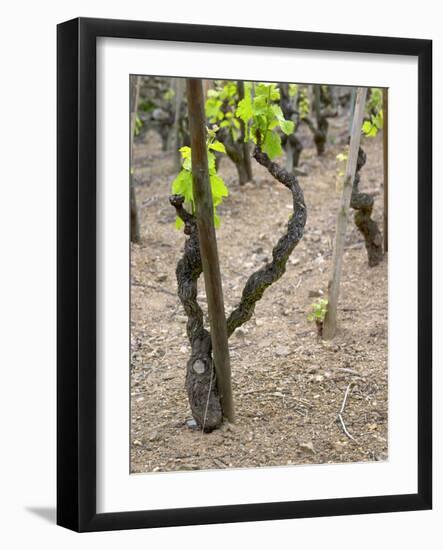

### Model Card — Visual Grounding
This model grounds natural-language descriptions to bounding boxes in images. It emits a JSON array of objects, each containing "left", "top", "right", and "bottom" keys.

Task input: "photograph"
[{"left": 129, "top": 76, "right": 388, "bottom": 474}]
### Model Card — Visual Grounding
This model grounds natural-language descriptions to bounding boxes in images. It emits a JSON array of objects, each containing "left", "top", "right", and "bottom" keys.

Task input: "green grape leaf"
[
  {"left": 236, "top": 96, "right": 253, "bottom": 126},
  {"left": 208, "top": 140, "right": 226, "bottom": 153},
  {"left": 205, "top": 98, "right": 223, "bottom": 121},
  {"left": 172, "top": 169, "right": 193, "bottom": 203},
  {"left": 210, "top": 174, "right": 229, "bottom": 204},
  {"left": 289, "top": 83, "right": 298, "bottom": 97},
  {"left": 213, "top": 211, "right": 221, "bottom": 228},
  {"left": 179, "top": 146, "right": 191, "bottom": 158},
  {"left": 279, "top": 119, "right": 295, "bottom": 135},
  {"left": 362, "top": 120, "right": 377, "bottom": 137},
  {"left": 270, "top": 104, "right": 284, "bottom": 120},
  {"left": 207, "top": 151, "right": 217, "bottom": 174},
  {"left": 263, "top": 130, "right": 282, "bottom": 159}
]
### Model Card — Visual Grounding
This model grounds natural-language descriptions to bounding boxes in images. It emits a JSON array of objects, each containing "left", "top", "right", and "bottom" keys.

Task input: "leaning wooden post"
[
  {"left": 237, "top": 80, "right": 253, "bottom": 183},
  {"left": 323, "top": 87, "right": 368, "bottom": 340},
  {"left": 186, "top": 78, "right": 235, "bottom": 422},
  {"left": 130, "top": 75, "right": 141, "bottom": 243},
  {"left": 382, "top": 87, "right": 388, "bottom": 253}
]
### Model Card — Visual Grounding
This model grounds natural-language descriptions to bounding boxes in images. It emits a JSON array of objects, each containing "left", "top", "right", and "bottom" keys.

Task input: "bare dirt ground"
[{"left": 130, "top": 116, "right": 388, "bottom": 473}]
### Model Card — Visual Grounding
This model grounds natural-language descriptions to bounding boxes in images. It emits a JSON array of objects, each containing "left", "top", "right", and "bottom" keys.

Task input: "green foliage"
[
  {"left": 288, "top": 83, "right": 298, "bottom": 97},
  {"left": 205, "top": 82, "right": 241, "bottom": 140},
  {"left": 297, "top": 87, "right": 311, "bottom": 118},
  {"left": 163, "top": 88, "right": 175, "bottom": 101},
  {"left": 134, "top": 114, "right": 143, "bottom": 136},
  {"left": 171, "top": 137, "right": 228, "bottom": 229},
  {"left": 307, "top": 298, "right": 328, "bottom": 323},
  {"left": 138, "top": 99, "right": 155, "bottom": 112},
  {"left": 367, "top": 87, "right": 382, "bottom": 113},
  {"left": 235, "top": 82, "right": 294, "bottom": 159},
  {"left": 336, "top": 151, "right": 348, "bottom": 163},
  {"left": 362, "top": 110, "right": 383, "bottom": 137},
  {"left": 362, "top": 88, "right": 383, "bottom": 137}
]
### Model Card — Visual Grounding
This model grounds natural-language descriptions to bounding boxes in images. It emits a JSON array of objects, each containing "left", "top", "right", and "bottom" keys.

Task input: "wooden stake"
[
  {"left": 323, "top": 87, "right": 368, "bottom": 340},
  {"left": 383, "top": 88, "right": 388, "bottom": 253},
  {"left": 186, "top": 78, "right": 235, "bottom": 422},
  {"left": 237, "top": 80, "right": 253, "bottom": 183},
  {"left": 130, "top": 75, "right": 141, "bottom": 243}
]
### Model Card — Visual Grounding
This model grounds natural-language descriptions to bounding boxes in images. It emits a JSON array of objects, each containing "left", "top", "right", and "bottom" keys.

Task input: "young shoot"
[
  {"left": 235, "top": 82, "right": 295, "bottom": 159},
  {"left": 362, "top": 87, "right": 384, "bottom": 137},
  {"left": 307, "top": 298, "right": 328, "bottom": 324},
  {"left": 134, "top": 114, "right": 143, "bottom": 136},
  {"left": 205, "top": 81, "right": 242, "bottom": 140},
  {"left": 171, "top": 130, "right": 229, "bottom": 229}
]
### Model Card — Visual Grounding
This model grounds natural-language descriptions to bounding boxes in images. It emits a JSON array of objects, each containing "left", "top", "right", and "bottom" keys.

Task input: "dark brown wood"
[
  {"left": 237, "top": 80, "right": 253, "bottom": 183},
  {"left": 186, "top": 78, "right": 234, "bottom": 422},
  {"left": 383, "top": 87, "right": 388, "bottom": 253},
  {"left": 130, "top": 75, "right": 141, "bottom": 243}
]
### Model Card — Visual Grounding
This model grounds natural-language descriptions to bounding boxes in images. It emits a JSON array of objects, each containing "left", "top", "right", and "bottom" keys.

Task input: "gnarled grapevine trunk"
[
  {"left": 169, "top": 195, "right": 223, "bottom": 432},
  {"left": 350, "top": 147, "right": 383, "bottom": 267},
  {"left": 170, "top": 146, "right": 307, "bottom": 430},
  {"left": 226, "top": 146, "right": 307, "bottom": 335},
  {"left": 302, "top": 85, "right": 337, "bottom": 156},
  {"left": 221, "top": 127, "right": 253, "bottom": 185}
]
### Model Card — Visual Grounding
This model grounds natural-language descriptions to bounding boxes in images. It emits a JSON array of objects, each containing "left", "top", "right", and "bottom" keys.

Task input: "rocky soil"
[{"left": 130, "top": 115, "right": 388, "bottom": 473}]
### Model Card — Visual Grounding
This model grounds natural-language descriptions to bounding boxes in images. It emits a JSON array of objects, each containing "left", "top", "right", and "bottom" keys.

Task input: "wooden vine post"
[
  {"left": 323, "top": 87, "right": 368, "bottom": 340},
  {"left": 186, "top": 78, "right": 235, "bottom": 422},
  {"left": 383, "top": 87, "right": 388, "bottom": 253},
  {"left": 237, "top": 80, "right": 253, "bottom": 183},
  {"left": 130, "top": 76, "right": 141, "bottom": 243}
]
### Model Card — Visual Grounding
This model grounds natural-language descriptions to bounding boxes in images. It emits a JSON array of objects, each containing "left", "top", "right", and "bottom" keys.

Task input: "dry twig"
[{"left": 337, "top": 382, "right": 357, "bottom": 442}]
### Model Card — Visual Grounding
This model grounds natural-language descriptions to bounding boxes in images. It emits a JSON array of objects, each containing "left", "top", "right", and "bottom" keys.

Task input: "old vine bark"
[
  {"left": 302, "top": 85, "right": 337, "bottom": 156},
  {"left": 350, "top": 147, "right": 383, "bottom": 267},
  {"left": 279, "top": 83, "right": 303, "bottom": 170},
  {"left": 169, "top": 195, "right": 223, "bottom": 431},
  {"left": 226, "top": 146, "right": 307, "bottom": 336}
]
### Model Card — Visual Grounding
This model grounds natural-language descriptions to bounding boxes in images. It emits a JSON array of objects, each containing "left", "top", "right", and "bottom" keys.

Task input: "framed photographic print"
[{"left": 57, "top": 17, "right": 432, "bottom": 532}]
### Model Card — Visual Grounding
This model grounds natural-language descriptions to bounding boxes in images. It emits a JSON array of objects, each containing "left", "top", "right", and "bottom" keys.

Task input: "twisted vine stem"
[
  {"left": 226, "top": 146, "right": 307, "bottom": 336},
  {"left": 350, "top": 147, "right": 383, "bottom": 267},
  {"left": 169, "top": 195, "right": 222, "bottom": 431}
]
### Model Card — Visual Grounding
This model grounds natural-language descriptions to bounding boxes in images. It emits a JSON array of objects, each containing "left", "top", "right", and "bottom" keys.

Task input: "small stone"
[
  {"left": 149, "top": 431, "right": 160, "bottom": 442},
  {"left": 275, "top": 345, "right": 290, "bottom": 357},
  {"left": 133, "top": 439, "right": 142, "bottom": 446}
]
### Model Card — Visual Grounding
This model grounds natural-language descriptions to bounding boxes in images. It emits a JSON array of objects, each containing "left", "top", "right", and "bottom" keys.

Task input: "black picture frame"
[{"left": 57, "top": 17, "right": 432, "bottom": 532}]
